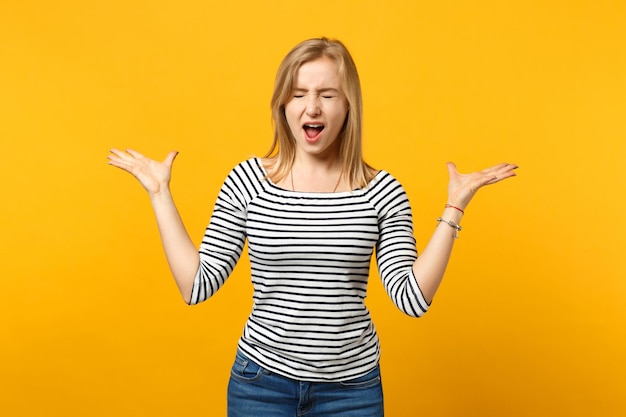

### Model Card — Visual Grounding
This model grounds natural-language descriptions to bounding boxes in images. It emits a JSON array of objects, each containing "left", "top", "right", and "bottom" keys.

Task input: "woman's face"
[{"left": 284, "top": 57, "right": 348, "bottom": 161}]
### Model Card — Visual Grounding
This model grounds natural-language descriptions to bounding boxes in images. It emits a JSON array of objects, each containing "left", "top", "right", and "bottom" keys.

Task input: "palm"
[
  {"left": 108, "top": 149, "right": 178, "bottom": 195},
  {"left": 446, "top": 162, "right": 517, "bottom": 209}
]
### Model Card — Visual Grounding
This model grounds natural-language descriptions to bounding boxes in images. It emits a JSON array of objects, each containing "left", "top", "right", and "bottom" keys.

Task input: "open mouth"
[{"left": 303, "top": 123, "right": 324, "bottom": 139}]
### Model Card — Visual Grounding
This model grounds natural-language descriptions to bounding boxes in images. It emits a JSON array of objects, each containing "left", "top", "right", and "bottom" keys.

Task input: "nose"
[{"left": 305, "top": 95, "right": 321, "bottom": 116}]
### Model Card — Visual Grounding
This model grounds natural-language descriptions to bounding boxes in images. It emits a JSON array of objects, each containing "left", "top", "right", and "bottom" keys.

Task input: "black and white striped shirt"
[{"left": 190, "top": 158, "right": 429, "bottom": 381}]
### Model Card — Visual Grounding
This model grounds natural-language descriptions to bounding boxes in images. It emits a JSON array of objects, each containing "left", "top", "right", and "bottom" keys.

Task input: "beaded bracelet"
[{"left": 437, "top": 217, "right": 462, "bottom": 239}]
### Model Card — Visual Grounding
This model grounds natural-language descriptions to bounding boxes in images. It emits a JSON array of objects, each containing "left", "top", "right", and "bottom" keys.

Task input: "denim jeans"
[{"left": 227, "top": 350, "right": 384, "bottom": 417}]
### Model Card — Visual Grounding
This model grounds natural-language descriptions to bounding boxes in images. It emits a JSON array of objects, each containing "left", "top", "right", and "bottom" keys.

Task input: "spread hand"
[
  {"left": 446, "top": 162, "right": 518, "bottom": 209},
  {"left": 108, "top": 148, "right": 178, "bottom": 195}
]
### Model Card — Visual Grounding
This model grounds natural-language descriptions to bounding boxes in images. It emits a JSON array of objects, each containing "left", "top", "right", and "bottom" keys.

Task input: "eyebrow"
[{"left": 293, "top": 87, "right": 341, "bottom": 93}]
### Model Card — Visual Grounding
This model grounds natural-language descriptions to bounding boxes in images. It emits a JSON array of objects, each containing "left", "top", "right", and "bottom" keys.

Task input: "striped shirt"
[{"left": 190, "top": 158, "right": 429, "bottom": 382}]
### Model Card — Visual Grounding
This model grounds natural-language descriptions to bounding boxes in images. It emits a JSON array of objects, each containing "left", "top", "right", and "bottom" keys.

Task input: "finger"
[
  {"left": 109, "top": 148, "right": 130, "bottom": 160},
  {"left": 108, "top": 149, "right": 139, "bottom": 173},
  {"left": 108, "top": 149, "right": 139, "bottom": 166},
  {"left": 107, "top": 150, "right": 126, "bottom": 165},
  {"left": 446, "top": 162, "right": 459, "bottom": 176},
  {"left": 107, "top": 156, "right": 134, "bottom": 173},
  {"left": 125, "top": 148, "right": 145, "bottom": 160},
  {"left": 482, "top": 162, "right": 511, "bottom": 175},
  {"left": 485, "top": 167, "right": 517, "bottom": 185},
  {"left": 495, "top": 163, "right": 519, "bottom": 178},
  {"left": 163, "top": 150, "right": 179, "bottom": 166},
  {"left": 485, "top": 163, "right": 519, "bottom": 180}
]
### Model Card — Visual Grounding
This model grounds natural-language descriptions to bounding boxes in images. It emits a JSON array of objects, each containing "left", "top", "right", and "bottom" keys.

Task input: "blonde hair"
[{"left": 265, "top": 37, "right": 375, "bottom": 188}]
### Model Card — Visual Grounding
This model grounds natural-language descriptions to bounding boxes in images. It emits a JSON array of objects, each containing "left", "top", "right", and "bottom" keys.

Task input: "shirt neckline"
[{"left": 253, "top": 157, "right": 385, "bottom": 196}]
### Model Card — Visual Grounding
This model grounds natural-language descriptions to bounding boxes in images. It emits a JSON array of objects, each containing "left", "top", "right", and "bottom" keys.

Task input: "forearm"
[
  {"left": 411, "top": 206, "right": 463, "bottom": 304},
  {"left": 150, "top": 189, "right": 200, "bottom": 303}
]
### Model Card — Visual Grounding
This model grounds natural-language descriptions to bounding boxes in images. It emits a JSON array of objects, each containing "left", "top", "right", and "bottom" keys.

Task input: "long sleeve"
[
  {"left": 188, "top": 160, "right": 260, "bottom": 305},
  {"left": 372, "top": 174, "right": 430, "bottom": 317}
]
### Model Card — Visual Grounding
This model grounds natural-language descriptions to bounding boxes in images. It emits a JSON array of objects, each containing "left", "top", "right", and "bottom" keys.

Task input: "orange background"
[{"left": 1, "top": 1, "right": 624, "bottom": 416}]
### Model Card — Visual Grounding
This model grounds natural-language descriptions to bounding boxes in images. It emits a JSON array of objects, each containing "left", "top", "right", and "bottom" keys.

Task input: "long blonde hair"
[{"left": 265, "top": 37, "right": 375, "bottom": 188}]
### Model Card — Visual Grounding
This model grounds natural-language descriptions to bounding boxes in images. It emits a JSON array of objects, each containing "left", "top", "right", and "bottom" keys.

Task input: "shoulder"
[
  {"left": 219, "top": 158, "right": 267, "bottom": 200},
  {"left": 226, "top": 157, "right": 266, "bottom": 180},
  {"left": 257, "top": 157, "right": 284, "bottom": 184},
  {"left": 366, "top": 169, "right": 405, "bottom": 192},
  {"left": 365, "top": 166, "right": 380, "bottom": 182},
  {"left": 364, "top": 169, "right": 412, "bottom": 213}
]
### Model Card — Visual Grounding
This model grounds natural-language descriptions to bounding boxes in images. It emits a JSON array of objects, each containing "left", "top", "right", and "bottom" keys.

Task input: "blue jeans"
[{"left": 227, "top": 350, "right": 384, "bottom": 417}]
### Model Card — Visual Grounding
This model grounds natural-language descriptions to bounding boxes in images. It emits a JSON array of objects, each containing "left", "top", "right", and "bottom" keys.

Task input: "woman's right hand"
[
  {"left": 108, "top": 148, "right": 199, "bottom": 302},
  {"left": 108, "top": 148, "right": 178, "bottom": 195}
]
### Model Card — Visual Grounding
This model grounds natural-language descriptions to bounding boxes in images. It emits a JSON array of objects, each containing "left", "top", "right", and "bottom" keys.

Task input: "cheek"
[
  {"left": 333, "top": 99, "right": 348, "bottom": 120},
  {"left": 284, "top": 107, "right": 298, "bottom": 127},
  {"left": 332, "top": 107, "right": 349, "bottom": 128},
  {"left": 284, "top": 109, "right": 301, "bottom": 137},
  {"left": 284, "top": 101, "right": 301, "bottom": 118}
]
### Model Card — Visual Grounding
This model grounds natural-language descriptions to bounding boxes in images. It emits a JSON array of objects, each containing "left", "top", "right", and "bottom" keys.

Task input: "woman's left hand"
[{"left": 446, "top": 162, "right": 518, "bottom": 210}]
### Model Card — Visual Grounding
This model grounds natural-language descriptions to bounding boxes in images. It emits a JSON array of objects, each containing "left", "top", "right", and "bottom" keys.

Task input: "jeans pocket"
[
  {"left": 230, "top": 351, "right": 267, "bottom": 383},
  {"left": 338, "top": 365, "right": 382, "bottom": 389}
]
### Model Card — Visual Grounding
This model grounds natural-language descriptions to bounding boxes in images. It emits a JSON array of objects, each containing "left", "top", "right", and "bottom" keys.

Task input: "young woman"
[{"left": 108, "top": 38, "right": 517, "bottom": 417}]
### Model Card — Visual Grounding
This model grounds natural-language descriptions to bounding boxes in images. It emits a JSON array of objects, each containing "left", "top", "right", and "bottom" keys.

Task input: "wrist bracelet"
[
  {"left": 445, "top": 204, "right": 465, "bottom": 214},
  {"left": 437, "top": 217, "right": 462, "bottom": 239}
]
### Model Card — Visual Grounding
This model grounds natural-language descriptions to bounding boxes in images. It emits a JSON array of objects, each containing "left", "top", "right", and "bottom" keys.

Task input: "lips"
[{"left": 303, "top": 123, "right": 324, "bottom": 140}]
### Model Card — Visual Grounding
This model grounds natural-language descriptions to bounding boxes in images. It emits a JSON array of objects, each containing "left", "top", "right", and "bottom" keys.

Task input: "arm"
[
  {"left": 412, "top": 162, "right": 518, "bottom": 303},
  {"left": 107, "top": 149, "right": 199, "bottom": 303}
]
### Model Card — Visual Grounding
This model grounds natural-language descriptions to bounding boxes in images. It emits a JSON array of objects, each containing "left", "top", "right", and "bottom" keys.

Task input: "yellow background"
[{"left": 1, "top": 1, "right": 624, "bottom": 415}]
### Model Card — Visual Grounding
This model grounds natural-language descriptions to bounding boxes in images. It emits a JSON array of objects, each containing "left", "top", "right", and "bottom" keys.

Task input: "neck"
[
  {"left": 293, "top": 150, "right": 341, "bottom": 171},
  {"left": 290, "top": 161, "right": 344, "bottom": 193}
]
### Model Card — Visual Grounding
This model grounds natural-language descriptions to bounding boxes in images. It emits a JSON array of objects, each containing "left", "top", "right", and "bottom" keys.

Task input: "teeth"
[{"left": 304, "top": 124, "right": 323, "bottom": 128}]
